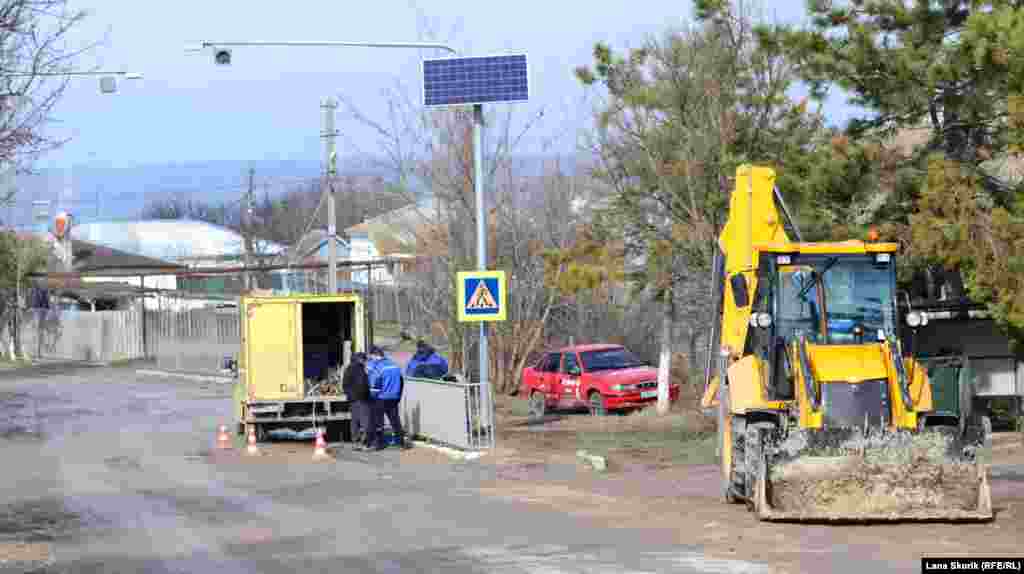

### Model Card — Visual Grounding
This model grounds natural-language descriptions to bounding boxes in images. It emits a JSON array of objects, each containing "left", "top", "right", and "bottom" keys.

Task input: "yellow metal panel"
[
  {"left": 235, "top": 299, "right": 248, "bottom": 418},
  {"left": 245, "top": 293, "right": 364, "bottom": 304},
  {"left": 716, "top": 165, "right": 788, "bottom": 356},
  {"left": 726, "top": 355, "right": 764, "bottom": 412},
  {"left": 756, "top": 241, "right": 899, "bottom": 255},
  {"left": 245, "top": 299, "right": 302, "bottom": 401},
  {"left": 718, "top": 165, "right": 789, "bottom": 274},
  {"left": 804, "top": 344, "right": 890, "bottom": 382},
  {"left": 720, "top": 268, "right": 759, "bottom": 356},
  {"left": 906, "top": 357, "right": 933, "bottom": 412}
]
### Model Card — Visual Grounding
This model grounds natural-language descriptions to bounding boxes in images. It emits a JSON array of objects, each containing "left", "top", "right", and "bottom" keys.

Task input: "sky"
[{"left": 37, "top": 0, "right": 861, "bottom": 171}]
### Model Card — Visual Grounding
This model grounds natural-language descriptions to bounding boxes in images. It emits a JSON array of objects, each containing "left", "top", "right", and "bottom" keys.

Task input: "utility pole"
[
  {"left": 322, "top": 97, "right": 338, "bottom": 294},
  {"left": 244, "top": 167, "right": 255, "bottom": 290}
]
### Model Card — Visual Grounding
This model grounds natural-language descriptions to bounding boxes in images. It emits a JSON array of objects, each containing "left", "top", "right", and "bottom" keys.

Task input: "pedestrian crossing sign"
[{"left": 457, "top": 270, "right": 507, "bottom": 322}]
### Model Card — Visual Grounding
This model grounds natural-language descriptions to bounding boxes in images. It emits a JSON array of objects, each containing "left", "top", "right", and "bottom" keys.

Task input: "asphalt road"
[{"left": 0, "top": 363, "right": 776, "bottom": 574}]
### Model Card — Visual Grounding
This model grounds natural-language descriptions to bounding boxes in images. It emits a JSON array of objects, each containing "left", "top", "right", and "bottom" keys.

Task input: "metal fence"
[
  {"left": 400, "top": 375, "right": 495, "bottom": 450},
  {"left": 145, "top": 305, "right": 240, "bottom": 375},
  {"left": 1, "top": 309, "right": 145, "bottom": 363}
]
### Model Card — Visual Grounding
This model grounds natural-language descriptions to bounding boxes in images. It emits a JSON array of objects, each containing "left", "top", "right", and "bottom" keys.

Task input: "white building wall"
[{"left": 348, "top": 235, "right": 394, "bottom": 285}]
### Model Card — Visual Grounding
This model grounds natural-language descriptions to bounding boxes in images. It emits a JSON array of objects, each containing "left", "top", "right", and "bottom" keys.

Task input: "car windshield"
[
  {"left": 580, "top": 348, "right": 646, "bottom": 372},
  {"left": 775, "top": 255, "right": 896, "bottom": 344}
]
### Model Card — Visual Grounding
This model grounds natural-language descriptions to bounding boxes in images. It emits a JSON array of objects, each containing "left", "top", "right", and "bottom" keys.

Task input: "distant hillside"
[{"left": 2, "top": 154, "right": 584, "bottom": 229}]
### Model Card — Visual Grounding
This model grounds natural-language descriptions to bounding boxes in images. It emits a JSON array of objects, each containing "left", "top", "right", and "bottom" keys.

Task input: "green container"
[{"left": 923, "top": 355, "right": 974, "bottom": 421}]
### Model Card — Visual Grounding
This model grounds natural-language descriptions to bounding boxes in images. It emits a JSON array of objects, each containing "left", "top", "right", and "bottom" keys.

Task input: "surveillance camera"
[{"left": 214, "top": 48, "right": 232, "bottom": 65}]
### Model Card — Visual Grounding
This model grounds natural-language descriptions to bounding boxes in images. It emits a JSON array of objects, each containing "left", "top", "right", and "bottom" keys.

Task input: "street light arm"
[
  {"left": 1, "top": 71, "right": 143, "bottom": 78},
  {"left": 199, "top": 40, "right": 457, "bottom": 54}
]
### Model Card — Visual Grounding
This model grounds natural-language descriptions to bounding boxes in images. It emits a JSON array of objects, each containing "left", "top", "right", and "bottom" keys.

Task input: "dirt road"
[
  {"left": 0, "top": 363, "right": 776, "bottom": 573},
  {"left": 481, "top": 399, "right": 1024, "bottom": 574}
]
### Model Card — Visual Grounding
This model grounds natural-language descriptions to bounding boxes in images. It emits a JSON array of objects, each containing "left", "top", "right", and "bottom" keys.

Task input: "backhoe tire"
[
  {"left": 744, "top": 422, "right": 775, "bottom": 512},
  {"left": 718, "top": 388, "right": 744, "bottom": 504}
]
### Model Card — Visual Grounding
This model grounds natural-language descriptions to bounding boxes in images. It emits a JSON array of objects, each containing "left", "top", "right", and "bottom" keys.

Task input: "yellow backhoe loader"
[{"left": 700, "top": 165, "right": 992, "bottom": 522}]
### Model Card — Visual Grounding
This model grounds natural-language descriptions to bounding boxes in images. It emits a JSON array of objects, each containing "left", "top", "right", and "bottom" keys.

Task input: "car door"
[
  {"left": 559, "top": 352, "right": 584, "bottom": 405},
  {"left": 539, "top": 352, "right": 562, "bottom": 402}
]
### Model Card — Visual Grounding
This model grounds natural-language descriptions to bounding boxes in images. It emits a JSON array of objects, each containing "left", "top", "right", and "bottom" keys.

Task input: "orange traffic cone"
[
  {"left": 313, "top": 428, "right": 328, "bottom": 460},
  {"left": 217, "top": 424, "right": 231, "bottom": 449},
  {"left": 246, "top": 428, "right": 259, "bottom": 455}
]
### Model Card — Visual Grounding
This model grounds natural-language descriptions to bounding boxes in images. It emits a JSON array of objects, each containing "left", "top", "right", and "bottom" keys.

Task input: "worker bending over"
[{"left": 405, "top": 340, "right": 449, "bottom": 380}]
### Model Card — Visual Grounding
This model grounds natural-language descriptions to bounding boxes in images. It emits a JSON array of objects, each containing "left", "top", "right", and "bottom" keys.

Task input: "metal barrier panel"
[
  {"left": 149, "top": 307, "right": 240, "bottom": 375},
  {"left": 401, "top": 377, "right": 494, "bottom": 450},
  {"left": 14, "top": 309, "right": 144, "bottom": 362}
]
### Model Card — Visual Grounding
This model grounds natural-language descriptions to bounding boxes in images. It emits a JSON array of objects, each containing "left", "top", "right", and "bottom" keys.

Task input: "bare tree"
[
  {"left": 328, "top": 3, "right": 597, "bottom": 381},
  {"left": 0, "top": 0, "right": 95, "bottom": 205}
]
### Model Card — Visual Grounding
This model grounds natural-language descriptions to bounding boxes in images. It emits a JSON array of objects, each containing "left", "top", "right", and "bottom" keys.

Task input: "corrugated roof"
[
  {"left": 70, "top": 219, "right": 285, "bottom": 261},
  {"left": 43, "top": 237, "right": 184, "bottom": 273}
]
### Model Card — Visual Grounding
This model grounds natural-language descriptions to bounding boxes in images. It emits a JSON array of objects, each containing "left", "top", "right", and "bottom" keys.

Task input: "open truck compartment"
[{"left": 235, "top": 294, "right": 366, "bottom": 440}]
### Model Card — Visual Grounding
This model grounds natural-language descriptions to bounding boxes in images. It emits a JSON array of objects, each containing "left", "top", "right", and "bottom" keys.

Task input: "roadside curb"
[
  {"left": 411, "top": 440, "right": 484, "bottom": 461},
  {"left": 136, "top": 369, "right": 234, "bottom": 384}
]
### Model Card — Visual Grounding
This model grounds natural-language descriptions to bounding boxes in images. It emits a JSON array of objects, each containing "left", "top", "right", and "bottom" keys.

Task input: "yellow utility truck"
[
  {"left": 701, "top": 165, "right": 992, "bottom": 522},
  {"left": 233, "top": 293, "right": 367, "bottom": 442}
]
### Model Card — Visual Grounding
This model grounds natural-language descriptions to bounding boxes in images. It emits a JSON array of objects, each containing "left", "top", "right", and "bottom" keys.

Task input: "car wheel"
[
  {"left": 589, "top": 391, "right": 607, "bottom": 416},
  {"left": 528, "top": 391, "right": 546, "bottom": 419}
]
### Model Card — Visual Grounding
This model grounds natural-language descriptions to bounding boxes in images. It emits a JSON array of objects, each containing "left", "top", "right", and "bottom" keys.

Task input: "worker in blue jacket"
[
  {"left": 405, "top": 340, "right": 449, "bottom": 380},
  {"left": 366, "top": 345, "right": 410, "bottom": 450}
]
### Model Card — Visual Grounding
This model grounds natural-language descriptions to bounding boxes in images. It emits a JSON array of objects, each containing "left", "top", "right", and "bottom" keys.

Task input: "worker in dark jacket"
[
  {"left": 366, "top": 345, "right": 410, "bottom": 450},
  {"left": 405, "top": 340, "right": 449, "bottom": 380},
  {"left": 342, "top": 352, "right": 372, "bottom": 450}
]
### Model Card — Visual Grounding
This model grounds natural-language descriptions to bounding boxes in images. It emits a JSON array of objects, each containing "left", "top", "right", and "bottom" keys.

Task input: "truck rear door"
[{"left": 245, "top": 299, "right": 302, "bottom": 401}]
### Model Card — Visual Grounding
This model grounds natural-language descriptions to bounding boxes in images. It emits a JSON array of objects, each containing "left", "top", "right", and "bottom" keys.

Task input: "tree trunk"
[
  {"left": 688, "top": 330, "right": 701, "bottom": 386},
  {"left": 656, "top": 290, "right": 675, "bottom": 415}
]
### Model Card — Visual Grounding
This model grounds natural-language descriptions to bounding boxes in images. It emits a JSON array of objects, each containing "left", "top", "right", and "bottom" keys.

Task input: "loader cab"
[{"left": 746, "top": 247, "right": 899, "bottom": 401}]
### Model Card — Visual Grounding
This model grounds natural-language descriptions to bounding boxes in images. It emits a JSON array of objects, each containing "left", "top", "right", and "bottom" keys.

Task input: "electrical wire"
[{"left": 271, "top": 186, "right": 327, "bottom": 266}]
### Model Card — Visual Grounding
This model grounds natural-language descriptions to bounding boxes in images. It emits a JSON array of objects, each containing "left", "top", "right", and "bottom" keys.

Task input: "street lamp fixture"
[
  {"left": 190, "top": 40, "right": 457, "bottom": 66},
  {"left": 1, "top": 70, "right": 144, "bottom": 94}
]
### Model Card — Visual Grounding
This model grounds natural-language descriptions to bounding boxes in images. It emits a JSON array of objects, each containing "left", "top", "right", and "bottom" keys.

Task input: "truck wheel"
[
  {"left": 589, "top": 391, "right": 607, "bottom": 416},
  {"left": 528, "top": 391, "right": 546, "bottom": 420}
]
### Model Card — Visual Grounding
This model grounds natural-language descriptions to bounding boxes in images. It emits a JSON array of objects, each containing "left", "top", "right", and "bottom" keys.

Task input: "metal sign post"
[{"left": 423, "top": 54, "right": 529, "bottom": 447}]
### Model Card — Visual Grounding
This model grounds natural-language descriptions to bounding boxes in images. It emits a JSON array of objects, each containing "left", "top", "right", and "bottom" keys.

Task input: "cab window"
[
  {"left": 540, "top": 353, "right": 562, "bottom": 373},
  {"left": 562, "top": 353, "right": 581, "bottom": 375}
]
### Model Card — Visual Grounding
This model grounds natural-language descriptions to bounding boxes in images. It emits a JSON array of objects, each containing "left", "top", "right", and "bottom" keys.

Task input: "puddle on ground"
[{"left": 0, "top": 499, "right": 94, "bottom": 543}]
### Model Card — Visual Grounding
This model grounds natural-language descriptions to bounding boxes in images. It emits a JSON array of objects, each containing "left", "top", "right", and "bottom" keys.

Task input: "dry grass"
[{"left": 495, "top": 395, "right": 716, "bottom": 468}]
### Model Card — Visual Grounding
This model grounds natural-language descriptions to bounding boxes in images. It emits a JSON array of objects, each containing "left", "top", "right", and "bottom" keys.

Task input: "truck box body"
[{"left": 233, "top": 293, "right": 366, "bottom": 435}]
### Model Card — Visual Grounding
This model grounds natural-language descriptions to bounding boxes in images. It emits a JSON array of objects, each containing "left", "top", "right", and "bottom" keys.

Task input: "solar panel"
[{"left": 422, "top": 54, "right": 529, "bottom": 108}]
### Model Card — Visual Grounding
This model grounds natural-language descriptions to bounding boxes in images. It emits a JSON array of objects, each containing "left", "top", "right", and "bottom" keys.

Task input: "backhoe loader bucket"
[{"left": 753, "top": 454, "right": 993, "bottom": 523}]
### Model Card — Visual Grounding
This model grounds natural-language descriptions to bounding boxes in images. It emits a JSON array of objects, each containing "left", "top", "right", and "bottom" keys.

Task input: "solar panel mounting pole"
[{"left": 473, "top": 103, "right": 491, "bottom": 438}]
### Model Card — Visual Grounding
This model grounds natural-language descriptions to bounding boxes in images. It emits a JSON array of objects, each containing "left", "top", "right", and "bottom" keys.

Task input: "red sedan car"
[{"left": 520, "top": 344, "right": 679, "bottom": 416}]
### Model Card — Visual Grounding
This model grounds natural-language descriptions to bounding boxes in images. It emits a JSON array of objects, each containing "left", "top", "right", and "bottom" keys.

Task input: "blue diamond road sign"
[
  {"left": 422, "top": 54, "right": 529, "bottom": 108},
  {"left": 457, "top": 271, "right": 506, "bottom": 322}
]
